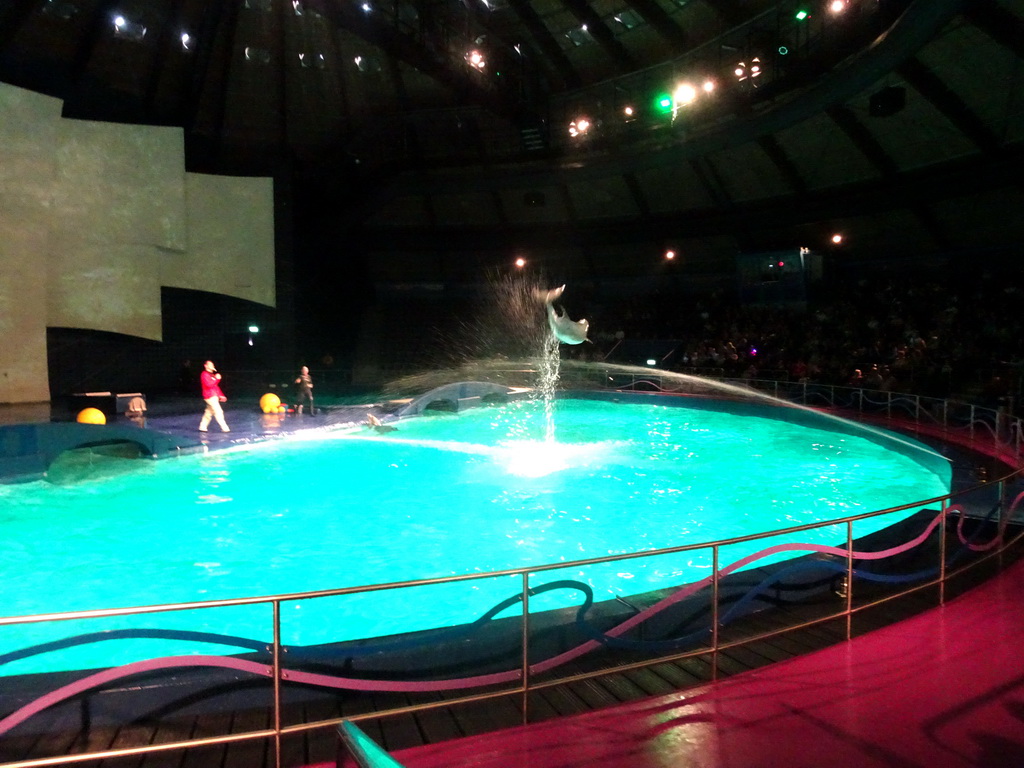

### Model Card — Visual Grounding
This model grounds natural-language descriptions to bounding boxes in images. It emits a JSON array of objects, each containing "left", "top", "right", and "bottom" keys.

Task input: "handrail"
[{"left": 1, "top": 383, "right": 1022, "bottom": 768}]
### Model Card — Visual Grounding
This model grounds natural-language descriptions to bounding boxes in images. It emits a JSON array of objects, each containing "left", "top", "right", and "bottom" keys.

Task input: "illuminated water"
[{"left": 0, "top": 395, "right": 950, "bottom": 675}]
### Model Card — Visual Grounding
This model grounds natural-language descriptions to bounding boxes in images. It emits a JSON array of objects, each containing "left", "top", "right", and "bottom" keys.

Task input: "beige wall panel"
[
  {"left": 567, "top": 175, "right": 640, "bottom": 220},
  {"left": 433, "top": 191, "right": 501, "bottom": 226},
  {"left": 706, "top": 142, "right": 794, "bottom": 202},
  {"left": 773, "top": 112, "right": 880, "bottom": 190},
  {"left": 53, "top": 120, "right": 187, "bottom": 251},
  {"left": 499, "top": 186, "right": 570, "bottom": 224},
  {"left": 159, "top": 173, "right": 276, "bottom": 307},
  {"left": 0, "top": 193, "right": 51, "bottom": 402},
  {"left": 0, "top": 85, "right": 59, "bottom": 402},
  {"left": 634, "top": 162, "right": 716, "bottom": 213},
  {"left": 47, "top": 239, "right": 163, "bottom": 340},
  {"left": 0, "top": 84, "right": 62, "bottom": 202}
]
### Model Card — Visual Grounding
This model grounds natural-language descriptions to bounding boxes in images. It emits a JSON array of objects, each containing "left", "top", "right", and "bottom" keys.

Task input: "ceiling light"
[
  {"left": 568, "top": 117, "right": 591, "bottom": 137},
  {"left": 674, "top": 83, "right": 697, "bottom": 106},
  {"left": 831, "top": 233, "right": 843, "bottom": 244},
  {"left": 829, "top": 0, "right": 847, "bottom": 13}
]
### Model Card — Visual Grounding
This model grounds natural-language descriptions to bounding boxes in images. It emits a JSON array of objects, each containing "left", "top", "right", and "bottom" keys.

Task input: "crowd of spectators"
[{"left": 586, "top": 265, "right": 1023, "bottom": 412}]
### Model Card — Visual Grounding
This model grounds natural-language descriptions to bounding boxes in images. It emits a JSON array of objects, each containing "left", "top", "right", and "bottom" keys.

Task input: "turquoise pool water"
[{"left": 0, "top": 395, "right": 950, "bottom": 675}]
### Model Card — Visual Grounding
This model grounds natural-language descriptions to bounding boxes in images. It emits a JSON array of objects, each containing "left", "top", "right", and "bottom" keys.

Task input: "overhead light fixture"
[
  {"left": 465, "top": 49, "right": 486, "bottom": 70},
  {"left": 568, "top": 117, "right": 591, "bottom": 138},
  {"left": 829, "top": 0, "right": 847, "bottom": 13},
  {"left": 673, "top": 83, "right": 698, "bottom": 107}
]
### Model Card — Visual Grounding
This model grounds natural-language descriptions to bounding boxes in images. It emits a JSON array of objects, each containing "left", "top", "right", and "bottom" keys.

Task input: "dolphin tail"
[{"left": 533, "top": 284, "right": 566, "bottom": 304}]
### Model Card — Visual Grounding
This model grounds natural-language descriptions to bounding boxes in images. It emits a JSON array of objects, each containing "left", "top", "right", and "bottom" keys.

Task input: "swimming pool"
[{"left": 0, "top": 392, "right": 951, "bottom": 675}]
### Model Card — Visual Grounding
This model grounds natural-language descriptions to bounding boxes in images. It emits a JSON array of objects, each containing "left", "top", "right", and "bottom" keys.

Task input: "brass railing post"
[
  {"left": 939, "top": 500, "right": 947, "bottom": 605},
  {"left": 273, "top": 600, "right": 282, "bottom": 768},
  {"left": 846, "top": 520, "right": 854, "bottom": 640},
  {"left": 711, "top": 545, "right": 719, "bottom": 681},
  {"left": 521, "top": 572, "right": 530, "bottom": 724}
]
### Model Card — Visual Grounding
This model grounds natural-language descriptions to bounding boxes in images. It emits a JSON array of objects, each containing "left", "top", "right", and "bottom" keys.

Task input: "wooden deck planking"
[{"left": 7, "top": 544, "right": 1022, "bottom": 768}]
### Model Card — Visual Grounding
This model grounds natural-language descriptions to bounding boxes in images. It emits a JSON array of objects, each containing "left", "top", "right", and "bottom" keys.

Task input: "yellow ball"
[
  {"left": 76, "top": 407, "right": 106, "bottom": 425},
  {"left": 259, "top": 393, "right": 281, "bottom": 414},
  {"left": 277, "top": 406, "right": 286, "bottom": 414}
]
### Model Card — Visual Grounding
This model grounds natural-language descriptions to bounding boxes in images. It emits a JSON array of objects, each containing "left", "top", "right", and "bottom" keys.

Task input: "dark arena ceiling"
[{"left": 2, "top": 0, "right": 1024, "bottom": 281}]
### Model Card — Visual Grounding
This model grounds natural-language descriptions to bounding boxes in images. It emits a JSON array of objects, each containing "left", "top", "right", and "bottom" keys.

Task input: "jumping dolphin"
[{"left": 534, "top": 285, "right": 590, "bottom": 345}]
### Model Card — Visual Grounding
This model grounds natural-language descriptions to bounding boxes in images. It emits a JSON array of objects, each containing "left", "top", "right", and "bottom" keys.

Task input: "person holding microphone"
[{"left": 198, "top": 360, "right": 230, "bottom": 433}]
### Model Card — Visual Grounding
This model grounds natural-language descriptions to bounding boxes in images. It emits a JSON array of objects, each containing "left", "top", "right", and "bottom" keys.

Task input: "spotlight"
[
  {"left": 829, "top": 0, "right": 847, "bottom": 13},
  {"left": 568, "top": 117, "right": 591, "bottom": 137},
  {"left": 795, "top": 9, "right": 809, "bottom": 20},
  {"left": 831, "top": 233, "right": 843, "bottom": 244},
  {"left": 702, "top": 80, "right": 715, "bottom": 93},
  {"left": 465, "top": 49, "right": 486, "bottom": 70},
  {"left": 665, "top": 250, "right": 676, "bottom": 260},
  {"left": 515, "top": 257, "right": 526, "bottom": 268},
  {"left": 673, "top": 83, "right": 698, "bottom": 107}
]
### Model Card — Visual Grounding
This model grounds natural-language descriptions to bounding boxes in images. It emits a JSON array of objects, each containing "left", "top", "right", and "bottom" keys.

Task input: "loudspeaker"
[{"left": 869, "top": 86, "right": 906, "bottom": 117}]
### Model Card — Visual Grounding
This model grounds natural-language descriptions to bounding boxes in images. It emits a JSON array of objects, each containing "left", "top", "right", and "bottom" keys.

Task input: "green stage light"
[
  {"left": 655, "top": 93, "right": 673, "bottom": 114},
  {"left": 795, "top": 9, "right": 809, "bottom": 20}
]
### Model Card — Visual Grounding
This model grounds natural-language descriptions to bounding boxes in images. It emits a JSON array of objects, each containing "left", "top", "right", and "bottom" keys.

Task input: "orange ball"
[
  {"left": 259, "top": 393, "right": 282, "bottom": 414},
  {"left": 76, "top": 407, "right": 106, "bottom": 425}
]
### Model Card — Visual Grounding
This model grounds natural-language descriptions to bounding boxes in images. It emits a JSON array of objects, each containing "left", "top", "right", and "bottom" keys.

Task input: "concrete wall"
[{"left": 0, "top": 83, "right": 275, "bottom": 404}]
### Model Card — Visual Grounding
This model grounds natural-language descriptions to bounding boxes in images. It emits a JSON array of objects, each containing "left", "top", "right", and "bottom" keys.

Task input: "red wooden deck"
[{"left": 335, "top": 553, "right": 1024, "bottom": 768}]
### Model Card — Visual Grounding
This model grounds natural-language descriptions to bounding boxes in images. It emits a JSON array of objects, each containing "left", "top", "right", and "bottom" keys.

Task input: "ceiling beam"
[
  {"left": 963, "top": 0, "right": 1024, "bottom": 62},
  {"left": 559, "top": 0, "right": 638, "bottom": 74},
  {"left": 827, "top": 105, "right": 950, "bottom": 244},
  {"left": 620, "top": 0, "right": 691, "bottom": 51},
  {"left": 757, "top": 135, "right": 807, "bottom": 196},
  {"left": 826, "top": 105, "right": 899, "bottom": 178},
  {"left": 623, "top": 171, "right": 650, "bottom": 218},
  {"left": 506, "top": 0, "right": 582, "bottom": 89},
  {"left": 897, "top": 56, "right": 1000, "bottom": 154},
  {"left": 310, "top": 0, "right": 519, "bottom": 117}
]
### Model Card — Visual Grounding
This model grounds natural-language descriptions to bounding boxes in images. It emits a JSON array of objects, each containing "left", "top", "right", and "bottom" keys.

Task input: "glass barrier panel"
[
  {"left": 0, "top": 603, "right": 274, "bottom": 765},
  {"left": 846, "top": 506, "right": 944, "bottom": 629},
  {"left": 525, "top": 548, "right": 716, "bottom": 690},
  {"left": 715, "top": 520, "right": 849, "bottom": 655},
  {"left": 277, "top": 573, "right": 525, "bottom": 728}
]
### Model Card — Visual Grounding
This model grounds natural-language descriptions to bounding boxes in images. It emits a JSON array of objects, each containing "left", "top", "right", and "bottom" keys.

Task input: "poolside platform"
[
  {"left": 1, "top": 393, "right": 1022, "bottom": 767},
  {"left": 352, "top": 545, "right": 1024, "bottom": 768}
]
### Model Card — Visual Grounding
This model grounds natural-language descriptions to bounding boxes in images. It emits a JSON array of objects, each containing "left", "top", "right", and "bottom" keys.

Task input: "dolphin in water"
[{"left": 534, "top": 285, "right": 590, "bottom": 345}]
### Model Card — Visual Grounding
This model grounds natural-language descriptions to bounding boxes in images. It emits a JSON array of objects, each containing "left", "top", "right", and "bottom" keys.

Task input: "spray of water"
[{"left": 380, "top": 274, "right": 944, "bottom": 462}]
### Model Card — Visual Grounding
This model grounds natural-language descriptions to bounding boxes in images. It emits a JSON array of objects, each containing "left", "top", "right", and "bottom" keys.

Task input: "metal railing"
[{"left": 1, "top": 387, "right": 1023, "bottom": 768}]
